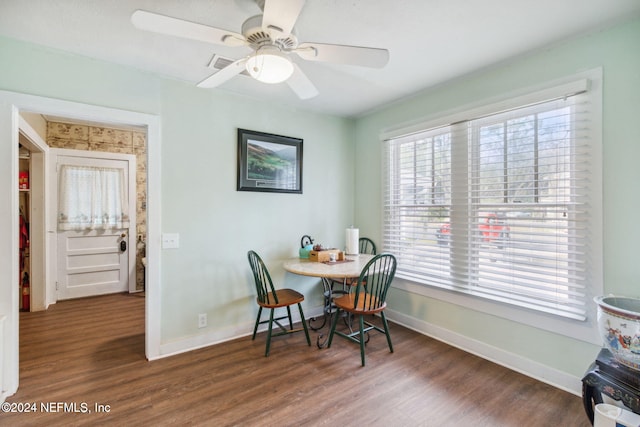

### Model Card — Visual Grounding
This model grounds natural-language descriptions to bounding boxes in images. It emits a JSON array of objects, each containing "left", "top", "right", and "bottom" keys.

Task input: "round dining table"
[
  {"left": 283, "top": 253, "right": 375, "bottom": 280},
  {"left": 283, "top": 253, "right": 374, "bottom": 347}
]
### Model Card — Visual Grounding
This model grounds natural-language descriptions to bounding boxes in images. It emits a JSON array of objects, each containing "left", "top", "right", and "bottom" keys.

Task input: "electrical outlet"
[{"left": 198, "top": 313, "right": 207, "bottom": 328}]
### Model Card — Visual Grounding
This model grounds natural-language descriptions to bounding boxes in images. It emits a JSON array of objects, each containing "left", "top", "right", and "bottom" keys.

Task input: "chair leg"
[
  {"left": 381, "top": 311, "right": 393, "bottom": 353},
  {"left": 252, "top": 306, "right": 263, "bottom": 340},
  {"left": 298, "top": 303, "right": 311, "bottom": 346},
  {"left": 286, "top": 305, "right": 293, "bottom": 330},
  {"left": 359, "top": 314, "right": 366, "bottom": 367},
  {"left": 327, "top": 307, "right": 341, "bottom": 348},
  {"left": 265, "top": 308, "right": 275, "bottom": 357}
]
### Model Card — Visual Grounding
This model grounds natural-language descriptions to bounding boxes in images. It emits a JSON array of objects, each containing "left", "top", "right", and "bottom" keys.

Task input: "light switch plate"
[{"left": 162, "top": 233, "right": 179, "bottom": 249}]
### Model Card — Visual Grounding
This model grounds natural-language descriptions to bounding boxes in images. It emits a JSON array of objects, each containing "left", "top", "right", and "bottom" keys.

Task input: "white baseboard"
[
  {"left": 155, "top": 305, "right": 325, "bottom": 360},
  {"left": 157, "top": 324, "right": 252, "bottom": 360},
  {"left": 384, "top": 307, "right": 583, "bottom": 396}
]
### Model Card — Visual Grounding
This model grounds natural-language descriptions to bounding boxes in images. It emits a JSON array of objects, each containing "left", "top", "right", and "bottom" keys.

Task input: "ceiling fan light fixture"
[{"left": 246, "top": 46, "right": 294, "bottom": 84}]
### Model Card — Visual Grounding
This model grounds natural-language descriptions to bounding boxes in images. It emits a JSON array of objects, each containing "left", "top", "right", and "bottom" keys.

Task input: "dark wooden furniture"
[
  {"left": 358, "top": 237, "right": 377, "bottom": 255},
  {"left": 247, "top": 250, "right": 311, "bottom": 356},
  {"left": 327, "top": 253, "right": 397, "bottom": 366},
  {"left": 582, "top": 348, "right": 640, "bottom": 424}
]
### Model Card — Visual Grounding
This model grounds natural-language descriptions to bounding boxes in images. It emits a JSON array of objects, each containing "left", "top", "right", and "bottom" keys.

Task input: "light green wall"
[
  {"left": 354, "top": 17, "right": 640, "bottom": 378},
  {"left": 0, "top": 35, "right": 355, "bottom": 346},
  {"left": 156, "top": 82, "right": 356, "bottom": 342}
]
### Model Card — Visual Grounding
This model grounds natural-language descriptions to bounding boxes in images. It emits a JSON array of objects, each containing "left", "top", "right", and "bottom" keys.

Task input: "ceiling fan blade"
[
  {"left": 286, "top": 63, "right": 318, "bottom": 99},
  {"left": 295, "top": 42, "right": 389, "bottom": 68},
  {"left": 261, "top": 0, "right": 305, "bottom": 37},
  {"left": 131, "top": 10, "right": 246, "bottom": 47},
  {"left": 197, "top": 58, "right": 248, "bottom": 88}
]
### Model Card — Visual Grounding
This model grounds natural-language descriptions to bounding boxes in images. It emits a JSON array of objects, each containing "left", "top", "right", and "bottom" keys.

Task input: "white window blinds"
[{"left": 383, "top": 79, "right": 599, "bottom": 321}]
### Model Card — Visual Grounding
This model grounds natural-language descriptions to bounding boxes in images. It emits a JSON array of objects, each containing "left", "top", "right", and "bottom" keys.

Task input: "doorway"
[
  {"left": 16, "top": 126, "right": 47, "bottom": 312},
  {"left": 0, "top": 91, "right": 162, "bottom": 399},
  {"left": 19, "top": 118, "right": 144, "bottom": 306}
]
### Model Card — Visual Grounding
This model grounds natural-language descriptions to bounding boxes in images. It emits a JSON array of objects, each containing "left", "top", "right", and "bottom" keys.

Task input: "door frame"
[
  {"left": 0, "top": 90, "right": 162, "bottom": 400},
  {"left": 18, "top": 117, "right": 49, "bottom": 312}
]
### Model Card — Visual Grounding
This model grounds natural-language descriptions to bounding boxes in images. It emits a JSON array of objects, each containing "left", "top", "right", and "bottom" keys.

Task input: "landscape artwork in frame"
[{"left": 237, "top": 129, "right": 303, "bottom": 194}]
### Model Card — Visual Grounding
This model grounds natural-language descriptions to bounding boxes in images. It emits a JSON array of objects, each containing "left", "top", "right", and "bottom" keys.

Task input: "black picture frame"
[{"left": 237, "top": 128, "right": 303, "bottom": 194}]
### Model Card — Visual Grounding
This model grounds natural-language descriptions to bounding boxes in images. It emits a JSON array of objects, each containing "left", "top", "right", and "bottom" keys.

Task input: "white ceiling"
[{"left": 1, "top": 0, "right": 639, "bottom": 118}]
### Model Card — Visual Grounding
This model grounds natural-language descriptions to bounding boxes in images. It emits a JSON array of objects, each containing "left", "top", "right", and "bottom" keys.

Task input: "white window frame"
[{"left": 381, "top": 69, "right": 603, "bottom": 344}]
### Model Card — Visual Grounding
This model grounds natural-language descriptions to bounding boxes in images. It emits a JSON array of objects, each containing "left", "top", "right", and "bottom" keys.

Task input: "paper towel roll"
[{"left": 346, "top": 227, "right": 359, "bottom": 255}]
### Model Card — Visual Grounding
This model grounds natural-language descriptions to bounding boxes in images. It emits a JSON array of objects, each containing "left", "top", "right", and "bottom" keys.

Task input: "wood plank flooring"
[{"left": 3, "top": 293, "right": 591, "bottom": 426}]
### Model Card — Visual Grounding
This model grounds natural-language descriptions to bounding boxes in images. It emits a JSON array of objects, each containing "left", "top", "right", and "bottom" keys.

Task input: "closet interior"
[{"left": 18, "top": 142, "right": 30, "bottom": 311}]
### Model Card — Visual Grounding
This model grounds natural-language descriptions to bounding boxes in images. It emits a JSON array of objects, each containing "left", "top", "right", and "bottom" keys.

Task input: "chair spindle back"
[
  {"left": 359, "top": 237, "right": 377, "bottom": 255},
  {"left": 352, "top": 253, "right": 396, "bottom": 311},
  {"left": 247, "top": 250, "right": 278, "bottom": 305}
]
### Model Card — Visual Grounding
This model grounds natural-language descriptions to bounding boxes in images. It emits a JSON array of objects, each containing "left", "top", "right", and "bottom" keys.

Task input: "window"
[
  {"left": 383, "top": 73, "right": 602, "bottom": 326},
  {"left": 58, "top": 165, "right": 130, "bottom": 231}
]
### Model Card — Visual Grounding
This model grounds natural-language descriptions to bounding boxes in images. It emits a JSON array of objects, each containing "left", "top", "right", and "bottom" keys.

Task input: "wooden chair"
[
  {"left": 327, "top": 253, "right": 397, "bottom": 366},
  {"left": 359, "top": 237, "right": 377, "bottom": 255},
  {"left": 247, "top": 250, "right": 311, "bottom": 356},
  {"left": 326, "top": 237, "right": 379, "bottom": 326}
]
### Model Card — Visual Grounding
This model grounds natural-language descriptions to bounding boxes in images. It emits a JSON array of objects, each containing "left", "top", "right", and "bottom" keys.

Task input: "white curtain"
[{"left": 58, "top": 165, "right": 129, "bottom": 231}]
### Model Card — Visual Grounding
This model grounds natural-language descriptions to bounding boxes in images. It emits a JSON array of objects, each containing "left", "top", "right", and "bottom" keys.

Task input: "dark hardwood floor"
[{"left": 3, "top": 293, "right": 591, "bottom": 426}]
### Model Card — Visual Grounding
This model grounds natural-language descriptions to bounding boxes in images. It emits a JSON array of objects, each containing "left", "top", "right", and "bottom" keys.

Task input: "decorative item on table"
[
  {"left": 19, "top": 171, "right": 29, "bottom": 190},
  {"left": 309, "top": 244, "right": 344, "bottom": 262},
  {"left": 594, "top": 295, "right": 640, "bottom": 371},
  {"left": 345, "top": 226, "right": 359, "bottom": 255},
  {"left": 299, "top": 235, "right": 314, "bottom": 259}
]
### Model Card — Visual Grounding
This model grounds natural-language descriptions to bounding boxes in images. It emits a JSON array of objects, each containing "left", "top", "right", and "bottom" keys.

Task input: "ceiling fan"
[{"left": 131, "top": 0, "right": 389, "bottom": 99}]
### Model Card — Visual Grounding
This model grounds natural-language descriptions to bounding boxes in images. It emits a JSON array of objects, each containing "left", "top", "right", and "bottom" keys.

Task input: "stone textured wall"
[{"left": 47, "top": 122, "right": 147, "bottom": 291}]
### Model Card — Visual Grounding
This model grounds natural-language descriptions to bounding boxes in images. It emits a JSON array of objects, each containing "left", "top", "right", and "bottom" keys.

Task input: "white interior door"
[
  {"left": 54, "top": 149, "right": 136, "bottom": 300},
  {"left": 57, "top": 229, "right": 127, "bottom": 299}
]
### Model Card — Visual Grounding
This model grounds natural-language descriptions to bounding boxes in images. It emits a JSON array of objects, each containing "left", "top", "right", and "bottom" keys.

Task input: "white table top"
[{"left": 283, "top": 254, "right": 375, "bottom": 279}]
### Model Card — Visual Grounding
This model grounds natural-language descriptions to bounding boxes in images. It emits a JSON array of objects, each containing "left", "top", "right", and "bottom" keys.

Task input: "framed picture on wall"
[{"left": 237, "top": 128, "right": 303, "bottom": 194}]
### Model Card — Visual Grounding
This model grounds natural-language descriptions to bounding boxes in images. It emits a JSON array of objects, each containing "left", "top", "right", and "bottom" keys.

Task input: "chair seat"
[
  {"left": 333, "top": 293, "right": 386, "bottom": 315},
  {"left": 258, "top": 288, "right": 305, "bottom": 309}
]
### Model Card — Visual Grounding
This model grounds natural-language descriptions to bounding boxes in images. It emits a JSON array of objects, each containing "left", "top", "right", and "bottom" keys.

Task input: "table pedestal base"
[{"left": 308, "top": 277, "right": 352, "bottom": 348}]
